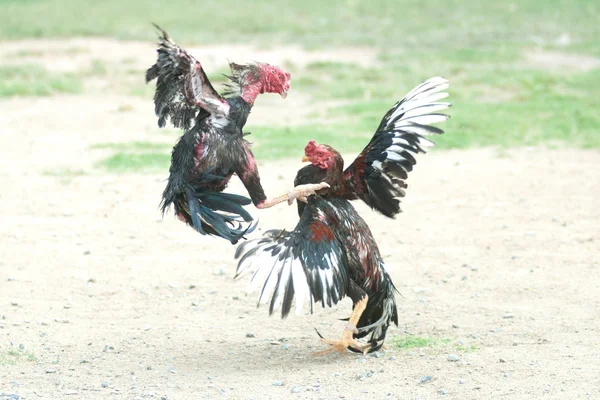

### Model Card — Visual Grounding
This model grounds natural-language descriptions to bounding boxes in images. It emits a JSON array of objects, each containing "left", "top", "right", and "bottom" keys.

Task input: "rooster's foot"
[{"left": 313, "top": 325, "right": 370, "bottom": 355}]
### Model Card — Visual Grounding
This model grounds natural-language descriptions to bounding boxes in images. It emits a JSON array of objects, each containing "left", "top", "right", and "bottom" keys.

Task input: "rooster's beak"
[
  {"left": 280, "top": 89, "right": 288, "bottom": 99},
  {"left": 302, "top": 156, "right": 310, "bottom": 162}
]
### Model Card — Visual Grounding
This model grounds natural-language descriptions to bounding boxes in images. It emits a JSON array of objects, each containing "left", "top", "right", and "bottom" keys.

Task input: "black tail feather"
[{"left": 184, "top": 186, "right": 256, "bottom": 244}]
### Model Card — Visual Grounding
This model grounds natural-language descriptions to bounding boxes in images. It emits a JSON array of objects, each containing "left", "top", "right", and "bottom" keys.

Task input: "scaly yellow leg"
[
  {"left": 256, "top": 182, "right": 330, "bottom": 209},
  {"left": 313, "top": 295, "right": 371, "bottom": 355}
]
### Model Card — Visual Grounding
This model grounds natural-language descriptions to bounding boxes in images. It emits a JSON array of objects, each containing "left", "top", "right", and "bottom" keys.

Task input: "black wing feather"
[{"left": 344, "top": 77, "right": 451, "bottom": 218}]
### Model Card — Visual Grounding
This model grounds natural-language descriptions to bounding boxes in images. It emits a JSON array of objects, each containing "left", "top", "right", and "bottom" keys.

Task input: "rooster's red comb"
[{"left": 305, "top": 140, "right": 318, "bottom": 154}]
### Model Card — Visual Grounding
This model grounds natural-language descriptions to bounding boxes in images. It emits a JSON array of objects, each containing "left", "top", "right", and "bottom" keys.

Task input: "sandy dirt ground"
[{"left": 1, "top": 39, "right": 599, "bottom": 400}]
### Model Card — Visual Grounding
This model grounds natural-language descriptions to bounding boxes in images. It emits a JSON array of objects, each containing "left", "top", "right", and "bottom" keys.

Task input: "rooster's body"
[
  {"left": 146, "top": 26, "right": 325, "bottom": 244},
  {"left": 236, "top": 77, "right": 450, "bottom": 353}
]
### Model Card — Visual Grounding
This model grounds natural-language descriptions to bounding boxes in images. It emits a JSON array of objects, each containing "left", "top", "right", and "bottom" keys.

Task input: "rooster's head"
[
  {"left": 302, "top": 140, "right": 337, "bottom": 170},
  {"left": 226, "top": 62, "right": 291, "bottom": 103}
]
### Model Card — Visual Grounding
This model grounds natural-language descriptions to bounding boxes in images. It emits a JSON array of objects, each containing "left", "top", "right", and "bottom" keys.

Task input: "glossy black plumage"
[
  {"left": 235, "top": 77, "right": 451, "bottom": 352},
  {"left": 146, "top": 26, "right": 289, "bottom": 244}
]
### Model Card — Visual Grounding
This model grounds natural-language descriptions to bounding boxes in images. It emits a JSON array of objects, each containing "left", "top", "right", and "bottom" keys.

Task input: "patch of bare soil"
[
  {"left": 523, "top": 48, "right": 600, "bottom": 72},
  {"left": 1, "top": 140, "right": 599, "bottom": 399}
]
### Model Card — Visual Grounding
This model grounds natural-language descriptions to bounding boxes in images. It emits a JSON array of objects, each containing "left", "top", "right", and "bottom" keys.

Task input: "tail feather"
[
  {"left": 184, "top": 186, "right": 256, "bottom": 244},
  {"left": 197, "top": 192, "right": 253, "bottom": 222},
  {"left": 349, "top": 268, "right": 399, "bottom": 353}
]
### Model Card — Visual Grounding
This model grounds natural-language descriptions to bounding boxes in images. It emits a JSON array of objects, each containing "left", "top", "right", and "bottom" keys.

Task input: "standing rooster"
[
  {"left": 235, "top": 77, "right": 450, "bottom": 353},
  {"left": 146, "top": 25, "right": 327, "bottom": 244}
]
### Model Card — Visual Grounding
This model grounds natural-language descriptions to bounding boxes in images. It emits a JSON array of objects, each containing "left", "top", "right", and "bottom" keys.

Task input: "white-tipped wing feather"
[{"left": 235, "top": 201, "right": 350, "bottom": 318}]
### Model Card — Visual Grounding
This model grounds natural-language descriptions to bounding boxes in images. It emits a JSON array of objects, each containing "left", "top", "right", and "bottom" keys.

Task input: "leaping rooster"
[{"left": 146, "top": 25, "right": 327, "bottom": 244}]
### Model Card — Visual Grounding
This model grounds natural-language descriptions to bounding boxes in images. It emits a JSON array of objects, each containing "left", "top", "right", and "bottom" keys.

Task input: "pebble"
[
  {"left": 191, "top": 301, "right": 200, "bottom": 306},
  {"left": 245, "top": 333, "right": 256, "bottom": 338},
  {"left": 419, "top": 375, "right": 433, "bottom": 384},
  {"left": 46, "top": 369, "right": 57, "bottom": 374},
  {"left": 282, "top": 344, "right": 289, "bottom": 350},
  {"left": 388, "top": 356, "right": 396, "bottom": 361},
  {"left": 83, "top": 250, "right": 91, "bottom": 255},
  {"left": 10, "top": 301, "right": 18, "bottom": 306},
  {"left": 452, "top": 324, "right": 460, "bottom": 329},
  {"left": 499, "top": 358, "right": 506, "bottom": 363},
  {"left": 291, "top": 386, "right": 303, "bottom": 393},
  {"left": 447, "top": 354, "right": 460, "bottom": 362},
  {"left": 272, "top": 381, "right": 285, "bottom": 387},
  {"left": 439, "top": 388, "right": 446, "bottom": 395},
  {"left": 413, "top": 287, "right": 431, "bottom": 293},
  {"left": 372, "top": 351, "right": 383, "bottom": 358},
  {"left": 503, "top": 373, "right": 508, "bottom": 378},
  {"left": 503, "top": 313, "right": 514, "bottom": 319},
  {"left": 101, "top": 381, "right": 109, "bottom": 388},
  {"left": 459, "top": 380, "right": 465, "bottom": 385},
  {"left": 18, "top": 344, "right": 24, "bottom": 350},
  {"left": 358, "top": 370, "right": 374, "bottom": 380},
  {"left": 0, "top": 394, "right": 20, "bottom": 400}
]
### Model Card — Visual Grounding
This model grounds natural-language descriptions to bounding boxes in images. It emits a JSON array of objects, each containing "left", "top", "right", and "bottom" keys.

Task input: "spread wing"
[
  {"left": 234, "top": 198, "right": 349, "bottom": 318},
  {"left": 145, "top": 24, "right": 230, "bottom": 130},
  {"left": 344, "top": 77, "right": 450, "bottom": 217}
]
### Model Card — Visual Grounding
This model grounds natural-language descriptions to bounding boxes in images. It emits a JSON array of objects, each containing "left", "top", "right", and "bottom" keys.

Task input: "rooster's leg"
[
  {"left": 256, "top": 182, "right": 330, "bottom": 209},
  {"left": 313, "top": 295, "right": 370, "bottom": 355}
]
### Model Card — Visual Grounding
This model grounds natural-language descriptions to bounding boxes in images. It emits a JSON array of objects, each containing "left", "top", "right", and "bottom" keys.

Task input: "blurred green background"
[{"left": 2, "top": 0, "right": 599, "bottom": 170}]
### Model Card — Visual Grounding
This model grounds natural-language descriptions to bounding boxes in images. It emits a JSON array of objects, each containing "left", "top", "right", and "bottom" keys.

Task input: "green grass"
[
  {"left": 393, "top": 335, "right": 452, "bottom": 350},
  {"left": 92, "top": 141, "right": 173, "bottom": 173},
  {"left": 90, "top": 141, "right": 171, "bottom": 152},
  {"left": 0, "top": 65, "right": 83, "bottom": 97},
  {"left": 2, "top": 0, "right": 600, "bottom": 154},
  {"left": 1, "top": 0, "right": 598, "bottom": 53},
  {"left": 0, "top": 347, "right": 37, "bottom": 366},
  {"left": 43, "top": 167, "right": 87, "bottom": 177},
  {"left": 270, "top": 55, "right": 600, "bottom": 150},
  {"left": 95, "top": 152, "right": 170, "bottom": 173},
  {"left": 391, "top": 335, "right": 478, "bottom": 353}
]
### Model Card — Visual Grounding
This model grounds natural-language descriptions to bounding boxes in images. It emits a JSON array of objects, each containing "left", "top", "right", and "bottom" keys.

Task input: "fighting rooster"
[
  {"left": 235, "top": 77, "right": 450, "bottom": 353},
  {"left": 146, "top": 25, "right": 327, "bottom": 244}
]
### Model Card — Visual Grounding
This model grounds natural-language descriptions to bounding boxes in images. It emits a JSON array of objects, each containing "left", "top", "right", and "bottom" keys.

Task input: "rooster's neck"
[
  {"left": 322, "top": 153, "right": 346, "bottom": 187},
  {"left": 240, "top": 82, "right": 263, "bottom": 104}
]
